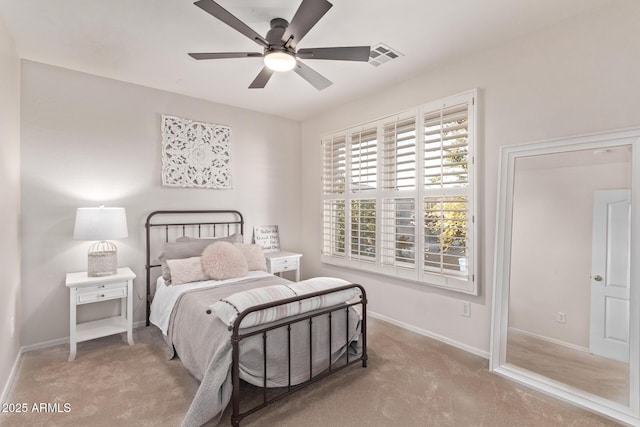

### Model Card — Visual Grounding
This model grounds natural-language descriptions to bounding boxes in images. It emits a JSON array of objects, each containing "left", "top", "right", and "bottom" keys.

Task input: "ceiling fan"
[{"left": 188, "top": 0, "right": 371, "bottom": 90}]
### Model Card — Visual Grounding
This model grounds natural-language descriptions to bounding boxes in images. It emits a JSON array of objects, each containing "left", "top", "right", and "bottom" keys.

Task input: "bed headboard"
[{"left": 144, "top": 210, "right": 244, "bottom": 326}]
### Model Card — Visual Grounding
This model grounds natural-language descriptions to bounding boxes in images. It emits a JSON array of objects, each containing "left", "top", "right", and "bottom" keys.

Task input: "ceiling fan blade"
[
  {"left": 194, "top": 0, "right": 269, "bottom": 48},
  {"left": 249, "top": 67, "right": 274, "bottom": 89},
  {"left": 284, "top": 0, "right": 333, "bottom": 48},
  {"left": 294, "top": 61, "right": 332, "bottom": 90},
  {"left": 188, "top": 52, "right": 263, "bottom": 60},
  {"left": 297, "top": 46, "right": 371, "bottom": 61}
]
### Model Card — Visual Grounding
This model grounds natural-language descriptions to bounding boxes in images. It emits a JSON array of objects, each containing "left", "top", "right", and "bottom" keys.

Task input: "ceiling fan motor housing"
[
  {"left": 270, "top": 18, "right": 289, "bottom": 31},
  {"left": 266, "top": 18, "right": 291, "bottom": 48}
]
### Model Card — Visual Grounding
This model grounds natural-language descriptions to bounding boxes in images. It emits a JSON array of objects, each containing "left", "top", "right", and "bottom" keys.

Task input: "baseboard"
[
  {"left": 508, "top": 326, "right": 590, "bottom": 353},
  {"left": 368, "top": 311, "right": 490, "bottom": 359},
  {"left": 1, "top": 349, "right": 22, "bottom": 404},
  {"left": 20, "top": 337, "right": 69, "bottom": 353},
  {"left": 133, "top": 320, "right": 146, "bottom": 329},
  {"left": 20, "top": 321, "right": 148, "bottom": 353}
]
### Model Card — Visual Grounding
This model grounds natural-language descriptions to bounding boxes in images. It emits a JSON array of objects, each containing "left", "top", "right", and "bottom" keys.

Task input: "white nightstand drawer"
[
  {"left": 270, "top": 258, "right": 298, "bottom": 271},
  {"left": 272, "top": 264, "right": 294, "bottom": 273},
  {"left": 77, "top": 285, "right": 127, "bottom": 304}
]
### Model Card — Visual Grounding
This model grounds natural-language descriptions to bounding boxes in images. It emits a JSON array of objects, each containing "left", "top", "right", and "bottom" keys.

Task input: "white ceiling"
[{"left": 0, "top": 0, "right": 614, "bottom": 121}]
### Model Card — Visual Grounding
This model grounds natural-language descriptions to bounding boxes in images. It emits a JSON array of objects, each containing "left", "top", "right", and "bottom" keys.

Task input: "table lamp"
[{"left": 73, "top": 205, "right": 128, "bottom": 277}]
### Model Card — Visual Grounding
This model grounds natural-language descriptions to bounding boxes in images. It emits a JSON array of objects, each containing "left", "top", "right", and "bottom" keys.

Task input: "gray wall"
[
  {"left": 20, "top": 61, "right": 302, "bottom": 346},
  {"left": 0, "top": 15, "right": 21, "bottom": 397},
  {"left": 300, "top": 1, "right": 640, "bottom": 354}
]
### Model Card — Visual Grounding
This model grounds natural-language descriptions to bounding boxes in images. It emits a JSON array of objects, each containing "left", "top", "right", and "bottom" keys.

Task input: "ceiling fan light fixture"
[{"left": 264, "top": 51, "right": 296, "bottom": 72}]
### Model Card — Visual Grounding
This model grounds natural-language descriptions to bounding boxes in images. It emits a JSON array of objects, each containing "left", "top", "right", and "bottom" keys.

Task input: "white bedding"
[{"left": 149, "top": 270, "right": 273, "bottom": 335}]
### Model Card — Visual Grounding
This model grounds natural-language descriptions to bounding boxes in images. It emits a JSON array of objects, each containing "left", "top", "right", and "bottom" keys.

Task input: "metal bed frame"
[{"left": 145, "top": 210, "right": 367, "bottom": 426}]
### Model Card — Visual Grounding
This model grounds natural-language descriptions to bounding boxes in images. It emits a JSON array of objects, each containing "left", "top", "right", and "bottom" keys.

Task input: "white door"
[{"left": 589, "top": 189, "right": 631, "bottom": 363}]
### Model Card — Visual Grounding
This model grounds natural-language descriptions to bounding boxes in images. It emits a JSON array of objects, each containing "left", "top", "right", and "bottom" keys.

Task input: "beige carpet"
[{"left": 0, "top": 318, "right": 619, "bottom": 427}]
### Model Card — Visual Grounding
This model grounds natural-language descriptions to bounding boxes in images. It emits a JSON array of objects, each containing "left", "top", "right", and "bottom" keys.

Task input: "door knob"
[{"left": 593, "top": 275, "right": 603, "bottom": 282}]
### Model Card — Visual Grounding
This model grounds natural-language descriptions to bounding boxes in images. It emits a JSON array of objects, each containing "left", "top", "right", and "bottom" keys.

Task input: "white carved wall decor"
[{"left": 161, "top": 114, "right": 232, "bottom": 189}]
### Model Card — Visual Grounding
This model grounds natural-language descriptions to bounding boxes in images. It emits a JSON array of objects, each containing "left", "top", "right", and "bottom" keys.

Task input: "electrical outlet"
[
  {"left": 461, "top": 301, "right": 471, "bottom": 317},
  {"left": 557, "top": 312, "right": 566, "bottom": 324},
  {"left": 10, "top": 316, "right": 15, "bottom": 337}
]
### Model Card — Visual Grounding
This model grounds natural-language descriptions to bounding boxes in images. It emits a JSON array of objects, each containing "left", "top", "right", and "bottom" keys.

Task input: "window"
[{"left": 321, "top": 90, "right": 477, "bottom": 294}]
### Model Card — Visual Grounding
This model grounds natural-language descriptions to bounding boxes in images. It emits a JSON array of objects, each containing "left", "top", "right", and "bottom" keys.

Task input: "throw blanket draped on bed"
[{"left": 161, "top": 275, "right": 362, "bottom": 427}]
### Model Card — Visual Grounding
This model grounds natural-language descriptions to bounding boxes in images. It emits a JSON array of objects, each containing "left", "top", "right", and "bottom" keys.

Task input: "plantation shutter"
[
  {"left": 350, "top": 128, "right": 378, "bottom": 192},
  {"left": 422, "top": 100, "right": 471, "bottom": 280},
  {"left": 423, "top": 196, "right": 469, "bottom": 279},
  {"left": 322, "top": 136, "right": 346, "bottom": 195},
  {"left": 322, "top": 200, "right": 346, "bottom": 258},
  {"left": 423, "top": 103, "right": 469, "bottom": 189},
  {"left": 382, "top": 198, "right": 416, "bottom": 273},
  {"left": 380, "top": 115, "right": 417, "bottom": 276},
  {"left": 350, "top": 198, "right": 376, "bottom": 261},
  {"left": 383, "top": 117, "right": 417, "bottom": 190}
]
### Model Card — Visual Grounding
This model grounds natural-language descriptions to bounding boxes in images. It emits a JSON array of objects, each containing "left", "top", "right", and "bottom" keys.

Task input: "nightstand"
[
  {"left": 264, "top": 251, "right": 302, "bottom": 282},
  {"left": 65, "top": 267, "right": 136, "bottom": 361}
]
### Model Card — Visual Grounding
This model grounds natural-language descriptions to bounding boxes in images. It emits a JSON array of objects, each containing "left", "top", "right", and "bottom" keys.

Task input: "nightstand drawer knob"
[{"left": 99, "top": 294, "right": 105, "bottom": 298}]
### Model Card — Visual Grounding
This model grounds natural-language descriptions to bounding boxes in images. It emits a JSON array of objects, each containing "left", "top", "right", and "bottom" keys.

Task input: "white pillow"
[
  {"left": 234, "top": 243, "right": 267, "bottom": 271},
  {"left": 201, "top": 241, "right": 249, "bottom": 280},
  {"left": 166, "top": 256, "right": 208, "bottom": 286}
]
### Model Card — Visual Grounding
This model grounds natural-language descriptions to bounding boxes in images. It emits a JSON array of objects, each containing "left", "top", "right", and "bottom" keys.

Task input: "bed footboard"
[{"left": 230, "top": 284, "right": 367, "bottom": 427}]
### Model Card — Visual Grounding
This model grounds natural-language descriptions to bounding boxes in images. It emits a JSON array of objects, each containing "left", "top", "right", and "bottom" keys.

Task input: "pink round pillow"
[{"left": 201, "top": 241, "right": 249, "bottom": 280}]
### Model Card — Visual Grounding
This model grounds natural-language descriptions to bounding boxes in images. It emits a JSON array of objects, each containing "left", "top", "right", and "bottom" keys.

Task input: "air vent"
[{"left": 368, "top": 43, "right": 403, "bottom": 67}]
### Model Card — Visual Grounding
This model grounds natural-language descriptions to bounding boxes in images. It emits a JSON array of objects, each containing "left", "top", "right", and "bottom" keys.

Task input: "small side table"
[
  {"left": 264, "top": 251, "right": 302, "bottom": 282},
  {"left": 65, "top": 267, "right": 136, "bottom": 361}
]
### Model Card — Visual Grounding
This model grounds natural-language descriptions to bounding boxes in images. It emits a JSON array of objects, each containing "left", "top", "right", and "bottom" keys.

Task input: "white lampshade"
[
  {"left": 73, "top": 206, "right": 128, "bottom": 241},
  {"left": 74, "top": 205, "right": 128, "bottom": 277}
]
